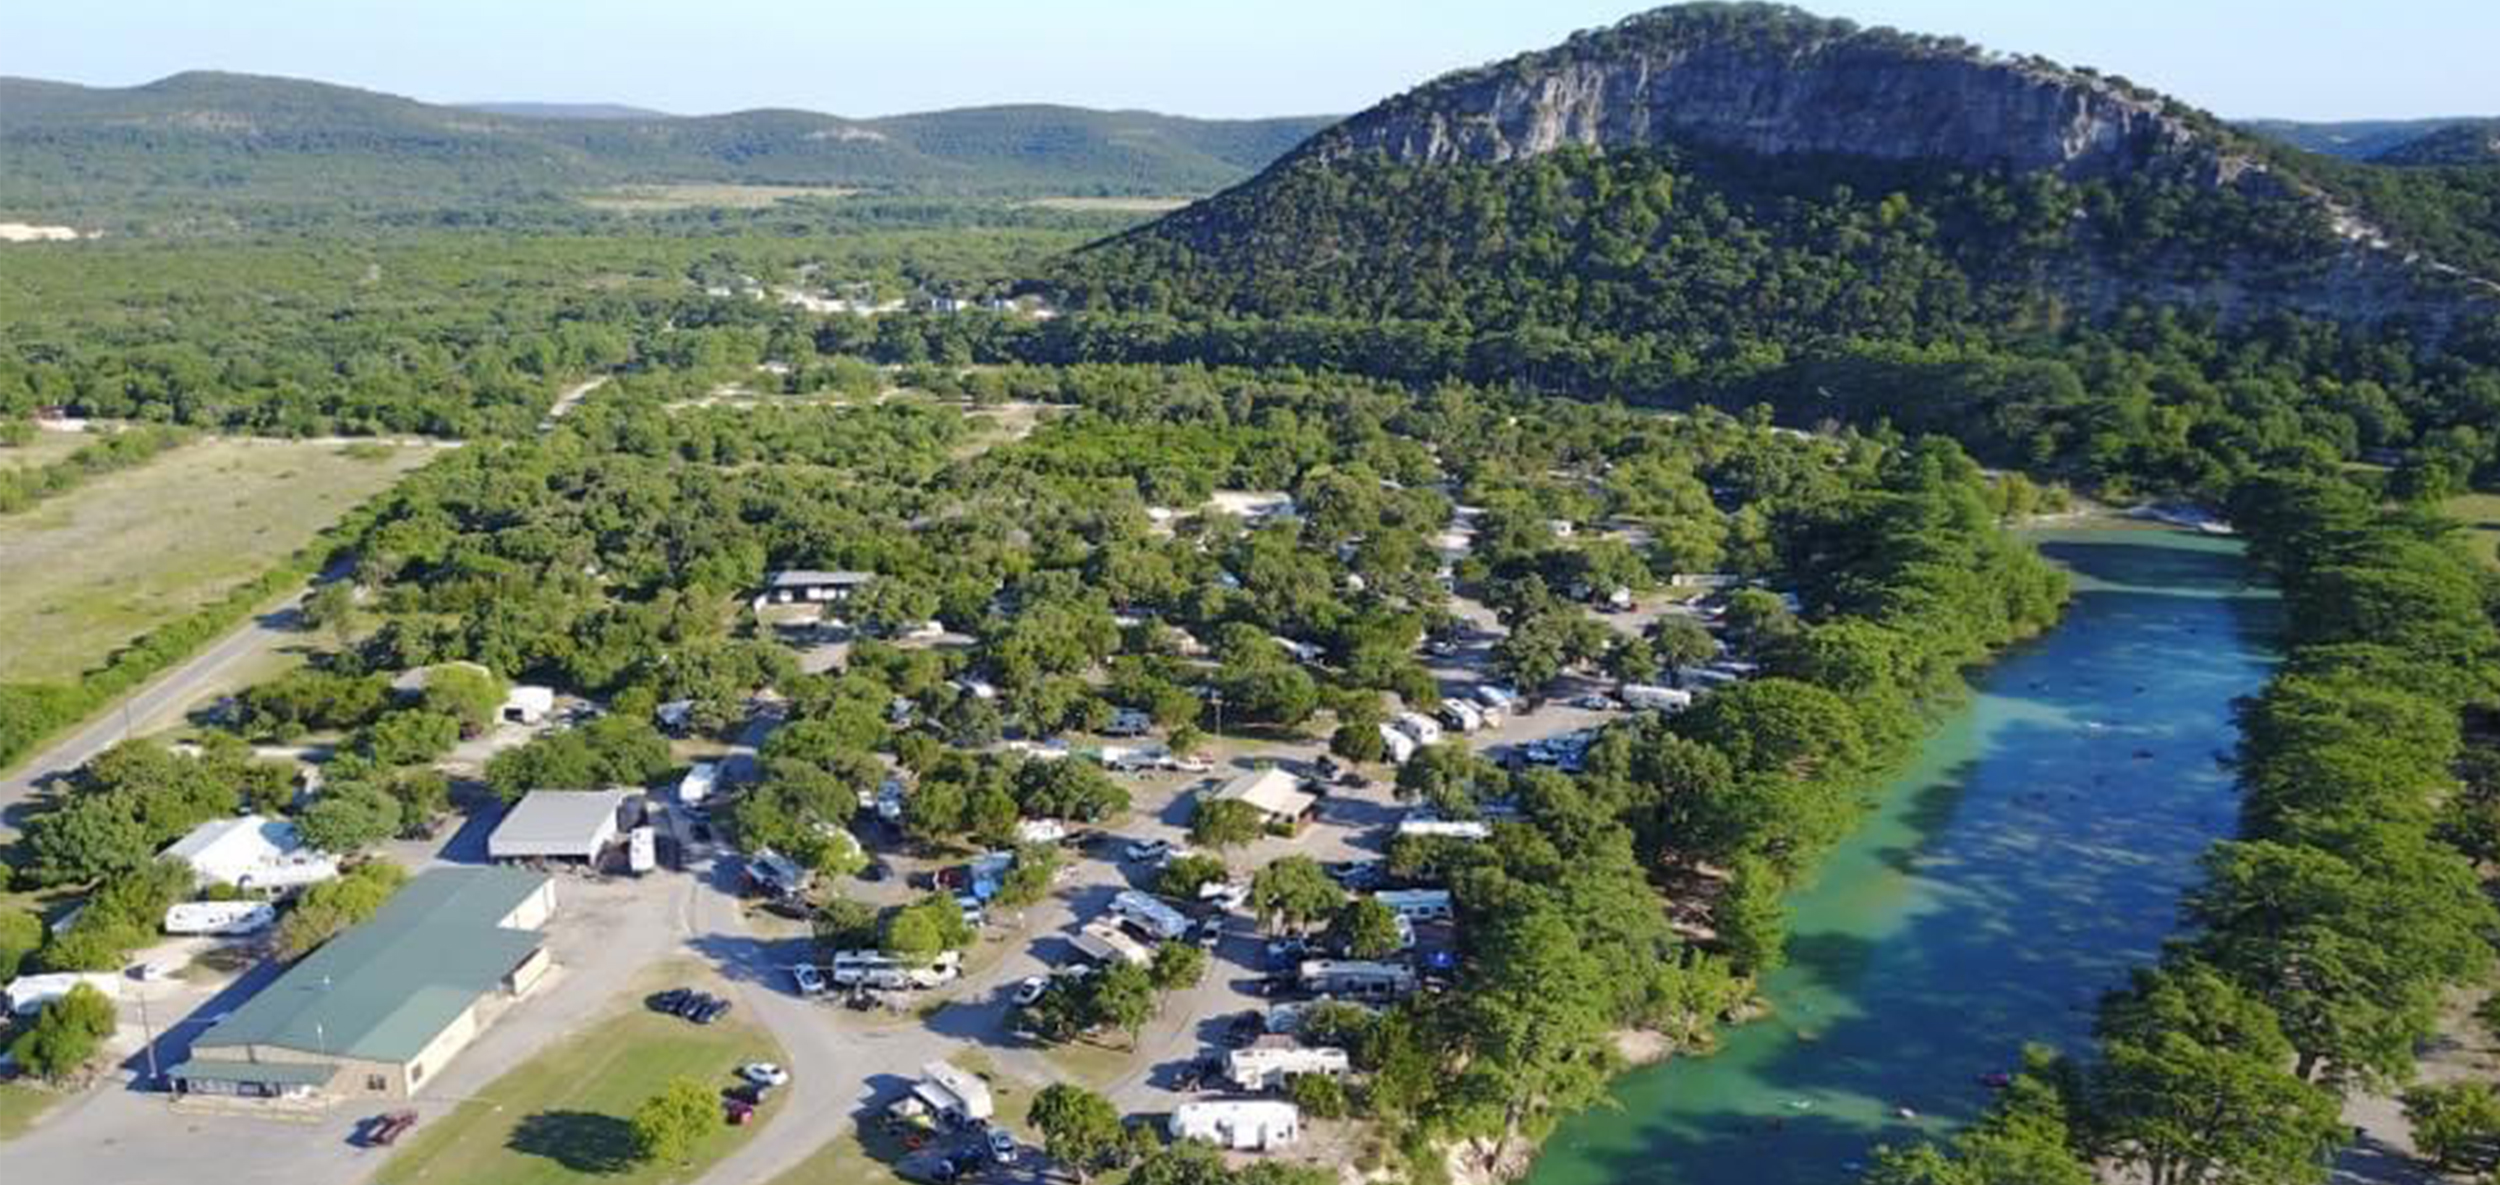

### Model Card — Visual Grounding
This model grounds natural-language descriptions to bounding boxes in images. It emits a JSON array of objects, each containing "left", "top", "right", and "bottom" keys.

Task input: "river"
[{"left": 1523, "top": 528, "right": 2279, "bottom": 1185}]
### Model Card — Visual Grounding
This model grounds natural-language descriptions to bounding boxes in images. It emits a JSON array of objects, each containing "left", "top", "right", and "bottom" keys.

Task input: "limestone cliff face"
[{"left": 1293, "top": 7, "right": 2229, "bottom": 183}]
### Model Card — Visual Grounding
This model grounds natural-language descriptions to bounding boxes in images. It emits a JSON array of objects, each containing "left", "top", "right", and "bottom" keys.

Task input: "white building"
[
  {"left": 4, "top": 972, "right": 125, "bottom": 1016},
  {"left": 763, "top": 569, "right": 876, "bottom": 604},
  {"left": 1171, "top": 1099, "right": 1302, "bottom": 1151},
  {"left": 486, "top": 790, "right": 627, "bottom": 863},
  {"left": 160, "top": 815, "right": 339, "bottom": 890}
]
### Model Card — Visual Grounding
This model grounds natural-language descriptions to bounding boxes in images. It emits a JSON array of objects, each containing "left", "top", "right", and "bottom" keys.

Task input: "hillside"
[
  {"left": 2240, "top": 117, "right": 2483, "bottom": 161},
  {"left": 0, "top": 71, "right": 1334, "bottom": 228},
  {"left": 2373, "top": 120, "right": 2500, "bottom": 166},
  {"left": 1039, "top": 3, "right": 2500, "bottom": 490}
]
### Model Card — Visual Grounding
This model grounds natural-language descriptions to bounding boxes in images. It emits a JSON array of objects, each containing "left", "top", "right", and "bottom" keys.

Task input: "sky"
[{"left": 1, "top": 1, "right": 2491, "bottom": 123}]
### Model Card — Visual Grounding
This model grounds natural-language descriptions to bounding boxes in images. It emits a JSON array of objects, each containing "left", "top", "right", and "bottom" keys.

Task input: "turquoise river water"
[{"left": 1522, "top": 528, "right": 2279, "bottom": 1185}]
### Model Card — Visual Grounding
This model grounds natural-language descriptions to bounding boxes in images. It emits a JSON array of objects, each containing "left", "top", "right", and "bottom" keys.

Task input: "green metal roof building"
[{"left": 171, "top": 866, "right": 556, "bottom": 1101}]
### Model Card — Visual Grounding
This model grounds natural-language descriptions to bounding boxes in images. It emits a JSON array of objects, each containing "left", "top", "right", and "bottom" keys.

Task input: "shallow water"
[{"left": 1522, "top": 529, "right": 2277, "bottom": 1185}]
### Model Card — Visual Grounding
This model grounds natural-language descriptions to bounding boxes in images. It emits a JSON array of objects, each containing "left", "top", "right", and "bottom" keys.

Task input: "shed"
[{"left": 487, "top": 790, "right": 627, "bottom": 863}]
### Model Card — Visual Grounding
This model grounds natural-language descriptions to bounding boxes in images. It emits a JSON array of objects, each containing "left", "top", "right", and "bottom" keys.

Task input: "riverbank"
[{"left": 1518, "top": 529, "right": 2277, "bottom": 1185}]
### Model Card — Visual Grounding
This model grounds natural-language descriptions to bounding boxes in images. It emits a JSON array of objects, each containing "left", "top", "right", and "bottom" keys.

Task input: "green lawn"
[
  {"left": 761, "top": 1134, "right": 908, "bottom": 1185},
  {"left": 0, "top": 1081, "right": 64, "bottom": 1141},
  {"left": 373, "top": 1007, "right": 782, "bottom": 1185},
  {"left": 0, "top": 431, "right": 89, "bottom": 471},
  {"left": 2441, "top": 492, "right": 2500, "bottom": 570},
  {"left": 0, "top": 437, "right": 433, "bottom": 682}
]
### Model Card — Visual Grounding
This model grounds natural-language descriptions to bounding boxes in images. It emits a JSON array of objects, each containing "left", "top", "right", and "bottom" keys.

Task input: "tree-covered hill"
[
  {"left": 1039, "top": 3, "right": 2500, "bottom": 493},
  {"left": 0, "top": 71, "right": 1334, "bottom": 227},
  {"left": 2239, "top": 118, "right": 2488, "bottom": 162}
]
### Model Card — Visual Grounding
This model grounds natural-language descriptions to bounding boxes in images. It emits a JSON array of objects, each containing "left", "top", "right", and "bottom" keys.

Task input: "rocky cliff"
[{"left": 1291, "top": 4, "right": 2241, "bottom": 185}]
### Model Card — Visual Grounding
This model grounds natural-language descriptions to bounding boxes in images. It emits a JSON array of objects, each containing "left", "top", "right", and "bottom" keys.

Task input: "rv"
[
  {"left": 1111, "top": 890, "right": 1193, "bottom": 942},
  {"left": 162, "top": 901, "right": 277, "bottom": 936},
  {"left": 1439, "top": 699, "right": 1485, "bottom": 733},
  {"left": 1396, "top": 817, "right": 1492, "bottom": 842},
  {"left": 829, "top": 950, "right": 961, "bottom": 990},
  {"left": 1377, "top": 724, "right": 1418, "bottom": 765},
  {"left": 1618, "top": 684, "right": 1695, "bottom": 712},
  {"left": 1373, "top": 888, "right": 1455, "bottom": 923},
  {"left": 1298, "top": 959, "right": 1417, "bottom": 999},
  {"left": 1072, "top": 919, "right": 1154, "bottom": 967},
  {"left": 1392, "top": 711, "right": 1443, "bottom": 747},
  {"left": 626, "top": 826, "right": 658, "bottom": 875},
  {"left": 1227, "top": 1043, "right": 1351, "bottom": 1092}
]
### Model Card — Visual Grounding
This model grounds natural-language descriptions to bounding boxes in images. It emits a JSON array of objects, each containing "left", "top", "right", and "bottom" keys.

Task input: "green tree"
[
  {"left": 2400, "top": 1082, "right": 2500, "bottom": 1172},
  {"left": 1288, "top": 1071, "right": 1350, "bottom": 1120},
  {"left": 1030, "top": 1083, "right": 1126, "bottom": 1182},
  {"left": 630, "top": 1076, "right": 717, "bottom": 1166},
  {"left": 295, "top": 782, "right": 401, "bottom": 853},
  {"left": 881, "top": 894, "right": 973, "bottom": 964},
  {"left": 421, "top": 664, "right": 508, "bottom": 736},
  {"left": 1189, "top": 797, "right": 1265, "bottom": 851},
  {"left": 1250, "top": 856, "right": 1344, "bottom": 933},
  {"left": 1092, "top": 961, "right": 1157, "bottom": 1047},
  {"left": 1327, "top": 897, "right": 1404, "bottom": 959},
  {"left": 1149, "top": 941, "right": 1209, "bottom": 991},
  {"left": 1716, "top": 855, "right": 1788, "bottom": 976},
  {"left": 275, "top": 861, "right": 409, "bottom": 958},
  {"left": 2089, "top": 963, "right": 2343, "bottom": 1185},
  {"left": 1157, "top": 853, "right": 1231, "bottom": 901},
  {"left": 8, "top": 982, "right": 117, "bottom": 1082},
  {"left": 0, "top": 908, "right": 41, "bottom": 980}
]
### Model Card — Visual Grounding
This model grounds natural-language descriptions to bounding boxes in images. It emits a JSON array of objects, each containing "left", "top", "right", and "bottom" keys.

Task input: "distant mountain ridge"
[
  {"left": 0, "top": 71, "right": 1337, "bottom": 225},
  {"left": 2239, "top": 117, "right": 2487, "bottom": 161},
  {"left": 457, "top": 101, "right": 673, "bottom": 121}
]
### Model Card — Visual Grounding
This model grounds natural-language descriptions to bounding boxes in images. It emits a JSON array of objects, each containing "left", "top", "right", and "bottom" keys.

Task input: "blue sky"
[{"left": 2, "top": 1, "right": 2490, "bottom": 122}]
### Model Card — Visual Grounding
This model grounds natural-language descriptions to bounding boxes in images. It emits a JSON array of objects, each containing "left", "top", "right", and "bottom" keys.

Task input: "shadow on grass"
[{"left": 508, "top": 1109, "right": 640, "bottom": 1175}]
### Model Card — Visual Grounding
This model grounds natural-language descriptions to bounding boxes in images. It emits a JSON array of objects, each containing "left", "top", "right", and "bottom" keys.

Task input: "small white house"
[
  {"left": 160, "top": 815, "right": 339, "bottom": 890},
  {"left": 1207, "top": 768, "right": 1318, "bottom": 831},
  {"left": 1171, "top": 1099, "right": 1302, "bottom": 1151}
]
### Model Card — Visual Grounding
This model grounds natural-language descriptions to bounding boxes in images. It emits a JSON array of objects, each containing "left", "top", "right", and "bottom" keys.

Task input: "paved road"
[{"left": 0, "top": 583, "right": 325, "bottom": 838}]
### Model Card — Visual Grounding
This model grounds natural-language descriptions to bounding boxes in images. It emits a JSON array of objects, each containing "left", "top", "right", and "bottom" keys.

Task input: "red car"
[{"left": 364, "top": 1110, "right": 419, "bottom": 1147}]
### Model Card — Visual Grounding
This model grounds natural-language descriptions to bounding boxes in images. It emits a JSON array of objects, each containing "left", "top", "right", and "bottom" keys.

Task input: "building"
[
  {"left": 1207, "top": 768, "right": 1318, "bottom": 832},
  {"left": 160, "top": 815, "right": 339, "bottom": 891},
  {"left": 1227, "top": 1041, "right": 1350, "bottom": 1092},
  {"left": 915, "top": 1060, "right": 994, "bottom": 1124},
  {"left": 170, "top": 868, "right": 556, "bottom": 1101},
  {"left": 1373, "top": 888, "right": 1454, "bottom": 923},
  {"left": 1298, "top": 959, "right": 1416, "bottom": 999},
  {"left": 4, "top": 972, "right": 124, "bottom": 1016},
  {"left": 1170, "top": 1099, "right": 1302, "bottom": 1151},
  {"left": 501, "top": 685, "right": 557, "bottom": 725},
  {"left": 487, "top": 790, "right": 628, "bottom": 864},
  {"left": 763, "top": 569, "right": 876, "bottom": 604}
]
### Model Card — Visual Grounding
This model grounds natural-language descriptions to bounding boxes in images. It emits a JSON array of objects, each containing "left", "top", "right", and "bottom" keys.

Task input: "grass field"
[
  {"left": 761, "top": 1135, "right": 908, "bottom": 1185},
  {"left": 2441, "top": 492, "right": 2500, "bottom": 569},
  {"left": 0, "top": 431, "right": 89, "bottom": 471},
  {"left": 1017, "top": 196, "right": 1194, "bottom": 213},
  {"left": 374, "top": 1007, "right": 781, "bottom": 1185},
  {"left": 0, "top": 1081, "right": 63, "bottom": 1141},
  {"left": 0, "top": 437, "right": 432, "bottom": 683}
]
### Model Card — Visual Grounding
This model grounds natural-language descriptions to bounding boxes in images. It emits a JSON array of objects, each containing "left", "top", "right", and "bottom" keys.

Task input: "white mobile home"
[
  {"left": 1171, "top": 1099, "right": 1302, "bottom": 1150},
  {"left": 1226, "top": 1043, "right": 1351, "bottom": 1091},
  {"left": 1373, "top": 888, "right": 1454, "bottom": 923},
  {"left": 1299, "top": 959, "right": 1417, "bottom": 998},
  {"left": 164, "top": 901, "right": 278, "bottom": 936},
  {"left": 1072, "top": 919, "right": 1154, "bottom": 967}
]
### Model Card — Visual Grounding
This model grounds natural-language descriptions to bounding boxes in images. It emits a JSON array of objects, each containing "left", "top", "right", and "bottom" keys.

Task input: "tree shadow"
[{"left": 507, "top": 1109, "right": 639, "bottom": 1174}]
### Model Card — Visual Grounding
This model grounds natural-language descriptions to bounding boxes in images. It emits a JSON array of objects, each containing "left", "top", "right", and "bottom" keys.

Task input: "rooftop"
[
  {"left": 192, "top": 867, "right": 549, "bottom": 1064},
  {"left": 489, "top": 789, "right": 627, "bottom": 854},
  {"left": 1211, "top": 767, "right": 1317, "bottom": 820},
  {"left": 768, "top": 569, "right": 875, "bottom": 587}
]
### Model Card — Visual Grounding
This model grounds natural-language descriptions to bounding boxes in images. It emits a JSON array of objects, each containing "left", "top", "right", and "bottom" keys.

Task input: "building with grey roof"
[
  {"left": 486, "top": 789, "right": 628, "bottom": 863},
  {"left": 170, "top": 867, "right": 556, "bottom": 1101}
]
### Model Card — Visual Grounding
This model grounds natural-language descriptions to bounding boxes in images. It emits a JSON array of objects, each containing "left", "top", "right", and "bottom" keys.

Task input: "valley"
[{"left": 2, "top": 6, "right": 2498, "bottom": 1185}]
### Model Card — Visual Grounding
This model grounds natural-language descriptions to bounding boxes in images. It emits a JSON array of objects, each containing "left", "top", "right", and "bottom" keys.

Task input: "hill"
[
  {"left": 0, "top": 71, "right": 1335, "bottom": 228},
  {"left": 457, "top": 101, "right": 673, "bottom": 120},
  {"left": 1040, "top": 3, "right": 2500, "bottom": 491},
  {"left": 2373, "top": 120, "right": 2500, "bottom": 166},
  {"left": 2240, "top": 117, "right": 2482, "bottom": 161}
]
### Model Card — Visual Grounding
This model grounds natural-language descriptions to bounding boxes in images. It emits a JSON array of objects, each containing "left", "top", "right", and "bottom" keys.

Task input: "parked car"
[
  {"left": 649, "top": 987, "right": 691, "bottom": 1015},
  {"left": 1124, "top": 838, "right": 1174, "bottom": 863},
  {"left": 1012, "top": 976, "right": 1049, "bottom": 1007},
  {"left": 362, "top": 1110, "right": 419, "bottom": 1147},
  {"left": 740, "top": 1062, "right": 791, "bottom": 1087},
  {"left": 673, "top": 991, "right": 714, "bottom": 1019},
  {"left": 986, "top": 1127, "right": 1018, "bottom": 1164},
  {"left": 1192, "top": 918, "right": 1224, "bottom": 948},
  {"left": 792, "top": 965, "right": 828, "bottom": 996},
  {"left": 694, "top": 997, "right": 732, "bottom": 1024},
  {"left": 1571, "top": 694, "right": 1618, "bottom": 711}
]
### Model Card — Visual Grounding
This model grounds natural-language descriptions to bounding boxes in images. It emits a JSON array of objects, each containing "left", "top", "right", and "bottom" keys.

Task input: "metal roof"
[
  {"left": 189, "top": 868, "right": 548, "bottom": 1065},
  {"left": 487, "top": 790, "right": 626, "bottom": 859},
  {"left": 769, "top": 569, "right": 875, "bottom": 587}
]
